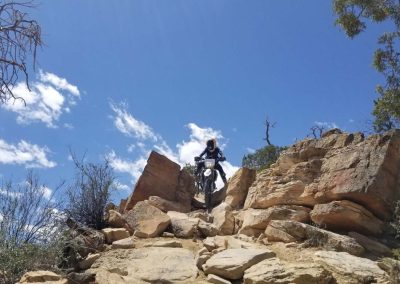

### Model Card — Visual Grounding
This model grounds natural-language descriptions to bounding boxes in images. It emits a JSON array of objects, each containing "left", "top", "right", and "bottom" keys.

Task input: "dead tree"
[
  {"left": 0, "top": 1, "right": 43, "bottom": 104},
  {"left": 309, "top": 124, "right": 326, "bottom": 139},
  {"left": 263, "top": 116, "right": 276, "bottom": 146}
]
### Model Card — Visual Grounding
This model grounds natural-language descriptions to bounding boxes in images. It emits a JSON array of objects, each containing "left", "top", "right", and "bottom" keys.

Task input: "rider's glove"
[{"left": 220, "top": 157, "right": 226, "bottom": 162}]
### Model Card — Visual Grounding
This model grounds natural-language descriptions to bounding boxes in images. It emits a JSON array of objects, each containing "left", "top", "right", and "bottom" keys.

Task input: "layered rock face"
[
  {"left": 244, "top": 129, "right": 400, "bottom": 226},
  {"left": 123, "top": 151, "right": 196, "bottom": 213}
]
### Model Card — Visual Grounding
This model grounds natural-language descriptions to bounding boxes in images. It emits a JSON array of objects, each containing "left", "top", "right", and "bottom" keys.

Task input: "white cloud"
[
  {"left": 106, "top": 150, "right": 148, "bottom": 182},
  {"left": 114, "top": 181, "right": 131, "bottom": 191},
  {"left": 1, "top": 71, "right": 80, "bottom": 128},
  {"left": 315, "top": 121, "right": 339, "bottom": 129},
  {"left": 349, "top": 119, "right": 355, "bottom": 123},
  {"left": 39, "top": 70, "right": 80, "bottom": 97},
  {"left": 0, "top": 139, "right": 56, "bottom": 168},
  {"left": 64, "top": 123, "right": 74, "bottom": 129},
  {"left": 110, "top": 103, "right": 158, "bottom": 141}
]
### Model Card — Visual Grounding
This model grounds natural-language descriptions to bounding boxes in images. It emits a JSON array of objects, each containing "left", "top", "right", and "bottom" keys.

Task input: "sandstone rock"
[
  {"left": 313, "top": 250, "right": 388, "bottom": 283},
  {"left": 225, "top": 168, "right": 256, "bottom": 209},
  {"left": 17, "top": 271, "right": 66, "bottom": 284},
  {"left": 162, "top": 232, "right": 175, "bottom": 238},
  {"left": 348, "top": 231, "right": 392, "bottom": 256},
  {"left": 196, "top": 248, "right": 213, "bottom": 269},
  {"left": 144, "top": 240, "right": 183, "bottom": 248},
  {"left": 202, "top": 248, "right": 275, "bottom": 280},
  {"left": 198, "top": 220, "right": 219, "bottom": 237},
  {"left": 101, "top": 228, "right": 130, "bottom": 244},
  {"left": 212, "top": 202, "right": 235, "bottom": 235},
  {"left": 167, "top": 211, "right": 199, "bottom": 238},
  {"left": 107, "top": 210, "right": 126, "bottom": 228},
  {"left": 243, "top": 257, "right": 333, "bottom": 284},
  {"left": 124, "top": 151, "right": 196, "bottom": 213},
  {"left": 91, "top": 247, "right": 198, "bottom": 283},
  {"left": 310, "top": 200, "right": 384, "bottom": 235},
  {"left": 123, "top": 201, "right": 170, "bottom": 238},
  {"left": 111, "top": 237, "right": 135, "bottom": 249},
  {"left": 207, "top": 274, "right": 232, "bottom": 284},
  {"left": 239, "top": 205, "right": 311, "bottom": 237},
  {"left": 244, "top": 130, "right": 400, "bottom": 220},
  {"left": 203, "top": 236, "right": 228, "bottom": 251},
  {"left": 265, "top": 220, "right": 364, "bottom": 256},
  {"left": 78, "top": 253, "right": 101, "bottom": 270}
]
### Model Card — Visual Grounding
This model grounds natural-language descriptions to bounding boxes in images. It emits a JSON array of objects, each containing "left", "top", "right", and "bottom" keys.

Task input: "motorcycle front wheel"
[{"left": 203, "top": 178, "right": 213, "bottom": 213}]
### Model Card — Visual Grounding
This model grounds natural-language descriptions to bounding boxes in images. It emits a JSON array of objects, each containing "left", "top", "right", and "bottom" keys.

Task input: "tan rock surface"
[
  {"left": 79, "top": 253, "right": 101, "bottom": 270},
  {"left": 239, "top": 205, "right": 311, "bottom": 237},
  {"left": 123, "top": 201, "right": 170, "bottom": 238},
  {"left": 225, "top": 167, "right": 256, "bottom": 209},
  {"left": 265, "top": 220, "right": 364, "bottom": 256},
  {"left": 244, "top": 130, "right": 400, "bottom": 220},
  {"left": 202, "top": 248, "right": 275, "bottom": 280},
  {"left": 101, "top": 228, "right": 130, "bottom": 244},
  {"left": 167, "top": 211, "right": 200, "bottom": 238},
  {"left": 211, "top": 202, "right": 235, "bottom": 235},
  {"left": 313, "top": 250, "right": 388, "bottom": 283},
  {"left": 91, "top": 247, "right": 198, "bottom": 283},
  {"left": 106, "top": 210, "right": 126, "bottom": 228},
  {"left": 243, "top": 257, "right": 333, "bottom": 284},
  {"left": 310, "top": 200, "right": 384, "bottom": 235},
  {"left": 17, "top": 271, "right": 66, "bottom": 284},
  {"left": 111, "top": 237, "right": 135, "bottom": 249}
]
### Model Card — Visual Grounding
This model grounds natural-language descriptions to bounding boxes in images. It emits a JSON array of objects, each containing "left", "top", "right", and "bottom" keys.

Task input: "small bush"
[
  {"left": 242, "top": 145, "right": 287, "bottom": 171},
  {"left": 0, "top": 172, "right": 64, "bottom": 284},
  {"left": 66, "top": 154, "right": 115, "bottom": 230}
]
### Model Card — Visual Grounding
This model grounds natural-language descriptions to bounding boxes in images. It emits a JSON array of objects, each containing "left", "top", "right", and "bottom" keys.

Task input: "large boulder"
[
  {"left": 265, "top": 220, "right": 364, "bottom": 256},
  {"left": 348, "top": 232, "right": 392, "bottom": 256},
  {"left": 211, "top": 202, "right": 235, "bottom": 235},
  {"left": 310, "top": 200, "right": 384, "bottom": 236},
  {"left": 202, "top": 248, "right": 275, "bottom": 280},
  {"left": 239, "top": 205, "right": 311, "bottom": 237},
  {"left": 313, "top": 251, "right": 388, "bottom": 283},
  {"left": 224, "top": 168, "right": 256, "bottom": 209},
  {"left": 243, "top": 258, "right": 333, "bottom": 284},
  {"left": 123, "top": 201, "right": 170, "bottom": 238},
  {"left": 124, "top": 151, "right": 195, "bottom": 213},
  {"left": 244, "top": 130, "right": 400, "bottom": 220},
  {"left": 167, "top": 211, "right": 199, "bottom": 238},
  {"left": 106, "top": 210, "right": 126, "bottom": 228}
]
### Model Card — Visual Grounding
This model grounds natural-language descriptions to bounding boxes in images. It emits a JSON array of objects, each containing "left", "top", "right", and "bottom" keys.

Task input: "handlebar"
[{"left": 194, "top": 157, "right": 226, "bottom": 162}]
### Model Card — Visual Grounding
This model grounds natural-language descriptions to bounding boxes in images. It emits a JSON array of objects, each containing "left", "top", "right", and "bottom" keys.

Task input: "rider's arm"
[
  {"left": 218, "top": 148, "right": 226, "bottom": 161},
  {"left": 199, "top": 148, "right": 207, "bottom": 158}
]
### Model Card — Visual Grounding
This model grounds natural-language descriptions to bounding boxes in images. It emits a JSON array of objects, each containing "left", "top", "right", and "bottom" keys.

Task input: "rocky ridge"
[{"left": 18, "top": 129, "right": 400, "bottom": 284}]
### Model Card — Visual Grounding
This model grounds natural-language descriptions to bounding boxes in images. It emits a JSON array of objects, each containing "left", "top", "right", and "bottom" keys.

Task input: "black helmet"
[{"left": 206, "top": 139, "right": 216, "bottom": 152}]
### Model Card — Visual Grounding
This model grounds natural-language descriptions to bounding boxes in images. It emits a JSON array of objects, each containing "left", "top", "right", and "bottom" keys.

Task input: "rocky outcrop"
[
  {"left": 224, "top": 168, "right": 256, "bottom": 209},
  {"left": 265, "top": 220, "right": 364, "bottom": 256},
  {"left": 243, "top": 258, "right": 333, "bottom": 284},
  {"left": 202, "top": 248, "right": 275, "bottom": 280},
  {"left": 313, "top": 250, "right": 388, "bottom": 283},
  {"left": 244, "top": 130, "right": 400, "bottom": 221},
  {"left": 111, "top": 237, "right": 135, "bottom": 249},
  {"left": 124, "top": 151, "right": 196, "bottom": 213},
  {"left": 123, "top": 201, "right": 170, "bottom": 238},
  {"left": 239, "top": 205, "right": 311, "bottom": 237},
  {"left": 310, "top": 200, "right": 384, "bottom": 235}
]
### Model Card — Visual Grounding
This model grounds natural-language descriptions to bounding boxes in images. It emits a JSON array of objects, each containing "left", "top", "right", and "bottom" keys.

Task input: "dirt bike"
[{"left": 195, "top": 157, "right": 223, "bottom": 213}]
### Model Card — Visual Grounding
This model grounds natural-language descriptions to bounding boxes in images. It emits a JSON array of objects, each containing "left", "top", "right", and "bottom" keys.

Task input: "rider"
[{"left": 195, "top": 139, "right": 228, "bottom": 184}]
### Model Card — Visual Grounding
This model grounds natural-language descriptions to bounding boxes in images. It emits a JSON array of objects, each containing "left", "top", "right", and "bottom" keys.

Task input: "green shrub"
[{"left": 242, "top": 145, "right": 287, "bottom": 171}]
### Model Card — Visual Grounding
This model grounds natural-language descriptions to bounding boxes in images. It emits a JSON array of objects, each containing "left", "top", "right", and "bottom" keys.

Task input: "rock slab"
[{"left": 203, "top": 248, "right": 275, "bottom": 280}]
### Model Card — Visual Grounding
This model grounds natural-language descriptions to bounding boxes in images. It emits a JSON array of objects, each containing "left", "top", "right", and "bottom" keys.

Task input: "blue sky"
[{"left": 0, "top": 1, "right": 389, "bottom": 201}]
